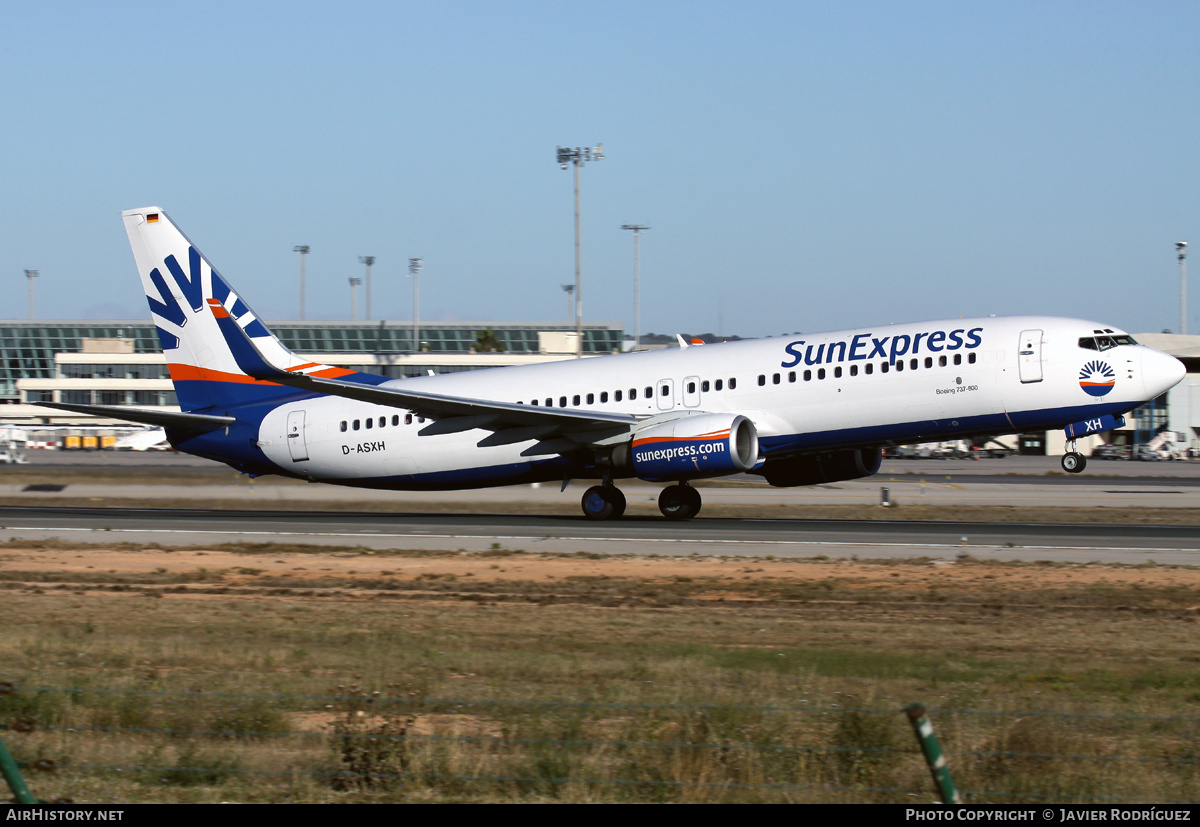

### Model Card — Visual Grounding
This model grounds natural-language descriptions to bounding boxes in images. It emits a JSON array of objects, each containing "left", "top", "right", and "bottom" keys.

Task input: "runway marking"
[{"left": 3, "top": 526, "right": 1194, "bottom": 553}]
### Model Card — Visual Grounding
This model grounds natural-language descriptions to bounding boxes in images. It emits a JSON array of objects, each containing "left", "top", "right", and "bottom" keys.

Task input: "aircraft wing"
[
  {"left": 36, "top": 402, "right": 235, "bottom": 434},
  {"left": 207, "top": 299, "right": 642, "bottom": 435}
]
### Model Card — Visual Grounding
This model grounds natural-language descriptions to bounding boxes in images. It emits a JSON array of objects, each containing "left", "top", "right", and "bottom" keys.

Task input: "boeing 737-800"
[{"left": 41, "top": 207, "right": 1187, "bottom": 520}]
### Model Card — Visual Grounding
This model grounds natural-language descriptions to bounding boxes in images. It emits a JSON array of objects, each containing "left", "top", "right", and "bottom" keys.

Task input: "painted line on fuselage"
[{"left": 3, "top": 526, "right": 1192, "bottom": 553}]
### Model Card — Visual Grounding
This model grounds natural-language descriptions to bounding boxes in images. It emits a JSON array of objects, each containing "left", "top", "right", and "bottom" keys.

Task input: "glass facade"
[{"left": 0, "top": 320, "right": 623, "bottom": 401}]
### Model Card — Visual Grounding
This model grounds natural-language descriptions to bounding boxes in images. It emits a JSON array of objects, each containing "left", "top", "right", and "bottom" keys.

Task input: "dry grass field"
[{"left": 3, "top": 538, "right": 1200, "bottom": 803}]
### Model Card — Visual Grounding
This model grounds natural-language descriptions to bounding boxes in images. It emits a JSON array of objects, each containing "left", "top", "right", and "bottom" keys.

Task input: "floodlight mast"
[
  {"left": 24, "top": 270, "right": 38, "bottom": 320},
  {"left": 561, "top": 284, "right": 575, "bottom": 324},
  {"left": 556, "top": 144, "right": 604, "bottom": 357},
  {"left": 348, "top": 277, "right": 363, "bottom": 321},
  {"left": 293, "top": 246, "right": 310, "bottom": 320},
  {"left": 409, "top": 257, "right": 423, "bottom": 353},
  {"left": 621, "top": 225, "right": 649, "bottom": 351},
  {"left": 359, "top": 256, "right": 376, "bottom": 321},
  {"left": 1178, "top": 242, "right": 1189, "bottom": 336}
]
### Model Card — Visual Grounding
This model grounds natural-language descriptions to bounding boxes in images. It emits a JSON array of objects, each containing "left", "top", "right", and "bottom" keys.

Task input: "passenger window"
[
  {"left": 353, "top": 419, "right": 360, "bottom": 430},
  {"left": 545, "top": 398, "right": 552, "bottom": 407},
  {"left": 419, "top": 417, "right": 425, "bottom": 423},
  {"left": 910, "top": 358, "right": 918, "bottom": 370},
  {"left": 559, "top": 396, "right": 567, "bottom": 407},
  {"left": 379, "top": 417, "right": 386, "bottom": 428},
  {"left": 881, "top": 363, "right": 890, "bottom": 374},
  {"left": 701, "top": 381, "right": 709, "bottom": 392},
  {"left": 850, "top": 365, "right": 858, "bottom": 377},
  {"left": 787, "top": 372, "right": 795, "bottom": 383},
  {"left": 773, "top": 373, "right": 780, "bottom": 384},
  {"left": 630, "top": 388, "right": 637, "bottom": 399},
  {"left": 834, "top": 366, "right": 842, "bottom": 378},
  {"left": 818, "top": 368, "right": 826, "bottom": 380},
  {"left": 758, "top": 375, "right": 766, "bottom": 386},
  {"left": 968, "top": 352, "right": 977, "bottom": 364},
  {"left": 615, "top": 390, "right": 623, "bottom": 401},
  {"left": 587, "top": 393, "right": 594, "bottom": 404},
  {"left": 804, "top": 370, "right": 812, "bottom": 381},
  {"left": 687, "top": 382, "right": 695, "bottom": 394},
  {"left": 600, "top": 391, "right": 608, "bottom": 403},
  {"left": 647, "top": 386, "right": 654, "bottom": 398},
  {"left": 953, "top": 354, "right": 962, "bottom": 365},
  {"left": 340, "top": 421, "right": 347, "bottom": 432},
  {"left": 659, "top": 385, "right": 668, "bottom": 397},
  {"left": 405, "top": 413, "right": 413, "bottom": 424},
  {"left": 865, "top": 363, "right": 873, "bottom": 375},
  {"left": 924, "top": 357, "right": 933, "bottom": 369},
  {"left": 573, "top": 395, "right": 580, "bottom": 406},
  {"left": 729, "top": 378, "right": 737, "bottom": 389},
  {"left": 530, "top": 399, "right": 538, "bottom": 406},
  {"left": 714, "top": 380, "right": 723, "bottom": 391},
  {"left": 365, "top": 418, "right": 373, "bottom": 429},
  {"left": 895, "top": 361, "right": 904, "bottom": 372}
]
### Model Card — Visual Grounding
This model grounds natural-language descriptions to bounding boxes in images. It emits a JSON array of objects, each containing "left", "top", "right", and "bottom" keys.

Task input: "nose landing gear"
[{"left": 1061, "top": 439, "right": 1087, "bottom": 474}]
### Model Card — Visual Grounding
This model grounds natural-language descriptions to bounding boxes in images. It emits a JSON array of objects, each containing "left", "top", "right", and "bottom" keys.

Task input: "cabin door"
[
  {"left": 1017, "top": 330, "right": 1043, "bottom": 383},
  {"left": 287, "top": 410, "right": 310, "bottom": 462}
]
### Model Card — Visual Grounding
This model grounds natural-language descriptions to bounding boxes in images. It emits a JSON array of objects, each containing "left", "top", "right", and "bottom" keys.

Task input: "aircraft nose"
[{"left": 1141, "top": 347, "right": 1186, "bottom": 399}]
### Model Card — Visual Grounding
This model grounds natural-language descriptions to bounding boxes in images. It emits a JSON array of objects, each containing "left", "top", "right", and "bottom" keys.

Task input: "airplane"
[{"left": 40, "top": 207, "right": 1187, "bottom": 521}]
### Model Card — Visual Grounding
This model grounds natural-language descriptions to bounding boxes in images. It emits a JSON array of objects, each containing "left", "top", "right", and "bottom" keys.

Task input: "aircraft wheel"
[
  {"left": 581, "top": 485, "right": 623, "bottom": 520},
  {"left": 1061, "top": 452, "right": 1087, "bottom": 474},
  {"left": 658, "top": 484, "right": 702, "bottom": 520}
]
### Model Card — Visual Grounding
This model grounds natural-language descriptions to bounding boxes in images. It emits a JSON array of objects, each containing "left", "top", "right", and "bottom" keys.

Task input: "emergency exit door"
[{"left": 287, "top": 410, "right": 310, "bottom": 461}]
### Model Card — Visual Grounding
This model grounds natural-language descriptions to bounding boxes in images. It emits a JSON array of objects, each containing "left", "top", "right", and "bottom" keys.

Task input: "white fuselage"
[{"left": 247, "top": 315, "right": 1177, "bottom": 489}]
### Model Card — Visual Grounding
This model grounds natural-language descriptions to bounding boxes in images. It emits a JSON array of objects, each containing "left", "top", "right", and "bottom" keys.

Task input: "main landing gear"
[
  {"left": 1061, "top": 439, "right": 1087, "bottom": 474},
  {"left": 579, "top": 482, "right": 702, "bottom": 521}
]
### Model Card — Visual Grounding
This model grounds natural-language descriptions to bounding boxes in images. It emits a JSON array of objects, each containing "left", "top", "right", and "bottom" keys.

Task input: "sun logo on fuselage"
[{"left": 1079, "top": 360, "right": 1116, "bottom": 397}]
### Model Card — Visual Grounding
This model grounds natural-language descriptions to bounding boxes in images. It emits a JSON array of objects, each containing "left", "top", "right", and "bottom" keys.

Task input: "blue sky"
[{"left": 1, "top": 1, "right": 1198, "bottom": 337}]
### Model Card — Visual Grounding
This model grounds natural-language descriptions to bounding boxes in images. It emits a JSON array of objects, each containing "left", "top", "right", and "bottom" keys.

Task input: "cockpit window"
[{"left": 1079, "top": 334, "right": 1137, "bottom": 351}]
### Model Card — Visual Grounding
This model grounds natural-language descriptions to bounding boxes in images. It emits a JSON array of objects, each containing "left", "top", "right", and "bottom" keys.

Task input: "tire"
[
  {"left": 1061, "top": 452, "right": 1086, "bottom": 474},
  {"left": 581, "top": 485, "right": 616, "bottom": 520},
  {"left": 658, "top": 485, "right": 702, "bottom": 520}
]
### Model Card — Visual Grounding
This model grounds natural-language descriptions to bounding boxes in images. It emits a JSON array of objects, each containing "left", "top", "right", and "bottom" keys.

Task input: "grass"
[{"left": 2, "top": 542, "right": 1200, "bottom": 802}]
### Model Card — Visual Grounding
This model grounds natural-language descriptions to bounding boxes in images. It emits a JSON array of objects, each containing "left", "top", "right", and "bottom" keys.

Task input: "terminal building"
[{"left": 0, "top": 319, "right": 623, "bottom": 427}]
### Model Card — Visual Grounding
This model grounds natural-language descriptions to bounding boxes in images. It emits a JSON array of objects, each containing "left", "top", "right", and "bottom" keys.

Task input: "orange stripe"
[
  {"left": 285, "top": 362, "right": 321, "bottom": 372},
  {"left": 205, "top": 298, "right": 230, "bottom": 319},
  {"left": 310, "top": 367, "right": 357, "bottom": 379},
  {"left": 167, "top": 363, "right": 281, "bottom": 386}
]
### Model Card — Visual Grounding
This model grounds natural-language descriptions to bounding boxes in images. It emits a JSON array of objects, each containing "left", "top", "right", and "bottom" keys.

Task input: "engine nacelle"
[
  {"left": 758, "top": 447, "right": 882, "bottom": 487},
  {"left": 617, "top": 413, "right": 760, "bottom": 482}
]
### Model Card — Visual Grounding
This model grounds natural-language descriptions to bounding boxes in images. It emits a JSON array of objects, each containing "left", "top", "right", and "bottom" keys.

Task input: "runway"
[{"left": 3, "top": 504, "right": 1197, "bottom": 565}]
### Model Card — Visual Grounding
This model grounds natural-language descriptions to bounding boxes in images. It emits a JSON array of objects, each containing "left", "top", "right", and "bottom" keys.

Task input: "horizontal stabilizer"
[{"left": 36, "top": 402, "right": 235, "bottom": 433}]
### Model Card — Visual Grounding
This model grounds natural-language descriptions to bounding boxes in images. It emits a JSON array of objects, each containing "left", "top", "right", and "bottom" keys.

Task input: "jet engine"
[
  {"left": 613, "top": 413, "right": 760, "bottom": 482},
  {"left": 757, "top": 446, "right": 882, "bottom": 487}
]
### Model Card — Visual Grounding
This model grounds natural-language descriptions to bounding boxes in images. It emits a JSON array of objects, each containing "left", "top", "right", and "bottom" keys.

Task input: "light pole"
[
  {"left": 561, "top": 284, "right": 575, "bottom": 324},
  {"left": 1176, "top": 240, "right": 1185, "bottom": 333},
  {"left": 556, "top": 143, "right": 604, "bottom": 357},
  {"left": 408, "top": 257, "right": 423, "bottom": 353},
  {"left": 358, "top": 256, "right": 375, "bottom": 321},
  {"left": 293, "top": 246, "right": 310, "bottom": 320},
  {"left": 621, "top": 225, "right": 649, "bottom": 351},
  {"left": 24, "top": 270, "right": 38, "bottom": 319},
  {"left": 348, "top": 277, "right": 362, "bottom": 321}
]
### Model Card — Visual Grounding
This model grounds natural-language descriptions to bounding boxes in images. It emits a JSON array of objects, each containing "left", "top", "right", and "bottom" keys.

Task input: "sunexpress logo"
[
  {"left": 145, "top": 245, "right": 270, "bottom": 349},
  {"left": 780, "top": 326, "right": 984, "bottom": 369}
]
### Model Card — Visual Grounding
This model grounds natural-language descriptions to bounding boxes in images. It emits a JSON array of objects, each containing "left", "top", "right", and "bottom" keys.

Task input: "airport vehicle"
[{"left": 40, "top": 208, "right": 1187, "bottom": 520}]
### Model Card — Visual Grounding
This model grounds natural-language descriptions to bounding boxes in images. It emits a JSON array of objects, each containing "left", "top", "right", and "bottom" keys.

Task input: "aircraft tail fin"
[{"left": 122, "top": 207, "right": 359, "bottom": 412}]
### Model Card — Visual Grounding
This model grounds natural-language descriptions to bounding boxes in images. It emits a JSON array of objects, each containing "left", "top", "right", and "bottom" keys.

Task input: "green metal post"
[
  {"left": 905, "top": 703, "right": 961, "bottom": 805},
  {"left": 0, "top": 732, "right": 38, "bottom": 805}
]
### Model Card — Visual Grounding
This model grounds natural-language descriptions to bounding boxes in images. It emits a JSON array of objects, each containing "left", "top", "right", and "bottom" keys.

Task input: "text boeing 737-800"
[{"left": 40, "top": 208, "right": 1187, "bottom": 520}]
